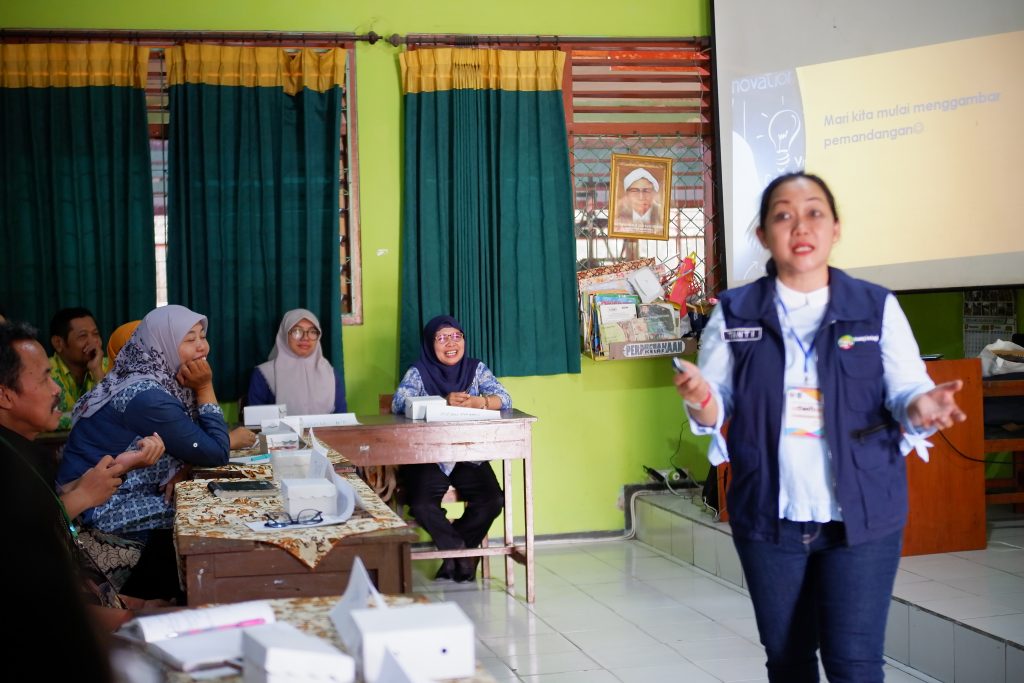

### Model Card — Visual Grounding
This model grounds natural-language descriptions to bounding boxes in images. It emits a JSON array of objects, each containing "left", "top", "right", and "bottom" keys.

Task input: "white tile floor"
[
  {"left": 412, "top": 540, "right": 940, "bottom": 682},
  {"left": 633, "top": 492, "right": 1024, "bottom": 682}
]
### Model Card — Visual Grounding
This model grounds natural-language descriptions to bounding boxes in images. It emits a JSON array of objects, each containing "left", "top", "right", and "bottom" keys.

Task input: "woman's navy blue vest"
[{"left": 718, "top": 267, "right": 907, "bottom": 546}]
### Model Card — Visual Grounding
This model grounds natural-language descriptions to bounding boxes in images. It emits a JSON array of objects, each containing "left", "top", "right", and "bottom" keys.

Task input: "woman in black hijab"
[{"left": 391, "top": 315, "right": 511, "bottom": 582}]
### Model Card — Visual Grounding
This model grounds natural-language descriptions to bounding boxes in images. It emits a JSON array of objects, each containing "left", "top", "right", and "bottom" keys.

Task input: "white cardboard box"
[
  {"left": 351, "top": 603, "right": 474, "bottom": 683},
  {"left": 403, "top": 395, "right": 447, "bottom": 420},
  {"left": 243, "top": 404, "right": 287, "bottom": 428},
  {"left": 242, "top": 622, "right": 354, "bottom": 683},
  {"left": 281, "top": 478, "right": 338, "bottom": 517},
  {"left": 270, "top": 449, "right": 312, "bottom": 482},
  {"left": 265, "top": 432, "right": 301, "bottom": 452}
]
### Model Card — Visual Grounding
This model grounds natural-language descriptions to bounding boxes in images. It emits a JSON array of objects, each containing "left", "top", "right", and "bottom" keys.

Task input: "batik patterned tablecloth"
[{"left": 174, "top": 473, "right": 408, "bottom": 568}]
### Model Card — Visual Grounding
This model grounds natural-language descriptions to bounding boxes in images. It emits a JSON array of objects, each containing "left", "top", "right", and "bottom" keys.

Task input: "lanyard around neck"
[{"left": 775, "top": 296, "right": 818, "bottom": 384}]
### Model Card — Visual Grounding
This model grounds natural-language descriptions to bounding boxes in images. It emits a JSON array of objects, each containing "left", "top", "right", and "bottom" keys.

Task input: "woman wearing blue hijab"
[{"left": 392, "top": 315, "right": 511, "bottom": 582}]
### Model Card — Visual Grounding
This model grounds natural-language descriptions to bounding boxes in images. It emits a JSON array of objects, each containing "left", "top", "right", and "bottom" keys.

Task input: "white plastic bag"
[{"left": 979, "top": 339, "right": 1024, "bottom": 377}]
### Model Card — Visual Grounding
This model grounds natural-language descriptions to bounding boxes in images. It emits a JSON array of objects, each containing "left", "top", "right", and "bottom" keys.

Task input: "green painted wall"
[
  {"left": 4, "top": 1, "right": 1019, "bottom": 536},
  {"left": 1, "top": 0, "right": 712, "bottom": 536}
]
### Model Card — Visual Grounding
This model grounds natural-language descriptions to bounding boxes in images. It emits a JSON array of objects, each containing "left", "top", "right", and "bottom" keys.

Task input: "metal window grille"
[{"left": 565, "top": 43, "right": 721, "bottom": 296}]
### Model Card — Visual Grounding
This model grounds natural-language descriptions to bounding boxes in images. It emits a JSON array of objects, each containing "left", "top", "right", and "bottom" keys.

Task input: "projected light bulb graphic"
[{"left": 767, "top": 109, "right": 802, "bottom": 170}]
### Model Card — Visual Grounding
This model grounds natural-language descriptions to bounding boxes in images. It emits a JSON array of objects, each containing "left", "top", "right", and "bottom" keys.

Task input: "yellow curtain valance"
[
  {"left": 165, "top": 44, "right": 345, "bottom": 95},
  {"left": 400, "top": 48, "right": 566, "bottom": 94},
  {"left": 0, "top": 43, "right": 149, "bottom": 89}
]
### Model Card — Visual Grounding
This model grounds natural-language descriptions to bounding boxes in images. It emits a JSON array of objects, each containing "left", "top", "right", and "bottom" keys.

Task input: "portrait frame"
[{"left": 607, "top": 153, "right": 673, "bottom": 241}]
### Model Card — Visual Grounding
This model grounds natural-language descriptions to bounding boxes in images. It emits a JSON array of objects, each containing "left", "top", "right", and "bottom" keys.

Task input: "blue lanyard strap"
[{"left": 776, "top": 296, "right": 816, "bottom": 382}]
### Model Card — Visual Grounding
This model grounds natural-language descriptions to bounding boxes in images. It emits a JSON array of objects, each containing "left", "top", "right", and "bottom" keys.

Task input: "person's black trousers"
[{"left": 400, "top": 462, "right": 503, "bottom": 551}]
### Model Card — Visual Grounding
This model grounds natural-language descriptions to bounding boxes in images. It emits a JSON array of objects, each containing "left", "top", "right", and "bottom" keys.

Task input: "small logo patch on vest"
[
  {"left": 838, "top": 334, "right": 880, "bottom": 350},
  {"left": 722, "top": 326, "right": 762, "bottom": 342}
]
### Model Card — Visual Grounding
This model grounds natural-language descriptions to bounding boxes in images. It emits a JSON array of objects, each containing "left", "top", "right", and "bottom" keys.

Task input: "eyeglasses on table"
[{"left": 263, "top": 509, "right": 324, "bottom": 528}]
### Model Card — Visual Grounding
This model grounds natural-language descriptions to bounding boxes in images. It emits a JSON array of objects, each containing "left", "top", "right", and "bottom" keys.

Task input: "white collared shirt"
[{"left": 689, "top": 281, "right": 936, "bottom": 523}]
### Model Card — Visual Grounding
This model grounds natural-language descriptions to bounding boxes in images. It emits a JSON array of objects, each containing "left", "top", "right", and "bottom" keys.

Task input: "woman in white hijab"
[{"left": 247, "top": 309, "right": 347, "bottom": 415}]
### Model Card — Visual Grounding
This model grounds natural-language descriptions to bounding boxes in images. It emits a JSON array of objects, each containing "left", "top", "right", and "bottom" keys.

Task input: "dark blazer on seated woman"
[
  {"left": 57, "top": 305, "right": 230, "bottom": 536},
  {"left": 391, "top": 314, "right": 510, "bottom": 583},
  {"left": 247, "top": 308, "right": 346, "bottom": 414}
]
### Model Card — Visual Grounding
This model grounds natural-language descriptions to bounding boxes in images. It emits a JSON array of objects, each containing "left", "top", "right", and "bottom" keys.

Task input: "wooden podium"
[
  {"left": 715, "top": 358, "right": 987, "bottom": 555},
  {"left": 902, "top": 358, "right": 986, "bottom": 556}
]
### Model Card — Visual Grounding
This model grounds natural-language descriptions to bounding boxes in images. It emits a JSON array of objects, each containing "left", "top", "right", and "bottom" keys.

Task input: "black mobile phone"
[{"left": 207, "top": 480, "right": 276, "bottom": 496}]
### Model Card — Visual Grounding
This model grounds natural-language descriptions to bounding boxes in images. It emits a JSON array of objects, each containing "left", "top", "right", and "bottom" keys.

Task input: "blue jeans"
[{"left": 733, "top": 520, "right": 903, "bottom": 683}]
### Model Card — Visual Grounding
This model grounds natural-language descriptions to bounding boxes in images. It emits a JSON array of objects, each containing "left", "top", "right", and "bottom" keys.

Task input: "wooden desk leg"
[
  {"left": 523, "top": 445, "right": 535, "bottom": 604},
  {"left": 503, "top": 459, "right": 515, "bottom": 596}
]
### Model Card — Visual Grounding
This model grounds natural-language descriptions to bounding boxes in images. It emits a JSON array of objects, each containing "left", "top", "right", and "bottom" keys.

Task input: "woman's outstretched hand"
[{"left": 907, "top": 380, "right": 967, "bottom": 431}]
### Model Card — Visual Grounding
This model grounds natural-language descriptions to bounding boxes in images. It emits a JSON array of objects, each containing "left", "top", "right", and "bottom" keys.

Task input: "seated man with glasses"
[
  {"left": 391, "top": 315, "right": 511, "bottom": 583},
  {"left": 247, "top": 309, "right": 347, "bottom": 415}
]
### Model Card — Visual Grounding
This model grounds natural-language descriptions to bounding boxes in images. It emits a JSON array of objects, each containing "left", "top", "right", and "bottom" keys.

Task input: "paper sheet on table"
[
  {"left": 330, "top": 557, "right": 387, "bottom": 655},
  {"left": 282, "top": 413, "right": 361, "bottom": 432},
  {"left": 118, "top": 601, "right": 275, "bottom": 643},
  {"left": 377, "top": 647, "right": 431, "bottom": 683}
]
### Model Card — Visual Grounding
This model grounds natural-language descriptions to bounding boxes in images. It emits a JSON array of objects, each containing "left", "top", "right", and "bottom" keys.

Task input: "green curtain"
[
  {"left": 0, "top": 43, "right": 156, "bottom": 337},
  {"left": 399, "top": 48, "right": 580, "bottom": 376},
  {"left": 166, "top": 45, "right": 345, "bottom": 400}
]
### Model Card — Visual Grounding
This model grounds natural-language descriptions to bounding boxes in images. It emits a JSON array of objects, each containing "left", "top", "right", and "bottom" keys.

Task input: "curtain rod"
[
  {"left": 397, "top": 34, "right": 710, "bottom": 47},
  {"left": 0, "top": 28, "right": 709, "bottom": 48},
  {"left": 0, "top": 28, "right": 377, "bottom": 45}
]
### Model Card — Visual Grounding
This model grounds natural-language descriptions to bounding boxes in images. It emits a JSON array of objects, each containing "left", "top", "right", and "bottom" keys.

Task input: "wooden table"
[
  {"left": 176, "top": 481, "right": 418, "bottom": 606},
  {"left": 315, "top": 410, "right": 538, "bottom": 602}
]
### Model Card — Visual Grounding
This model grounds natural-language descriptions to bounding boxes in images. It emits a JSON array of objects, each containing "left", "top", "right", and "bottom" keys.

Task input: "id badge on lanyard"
[{"left": 784, "top": 387, "right": 824, "bottom": 439}]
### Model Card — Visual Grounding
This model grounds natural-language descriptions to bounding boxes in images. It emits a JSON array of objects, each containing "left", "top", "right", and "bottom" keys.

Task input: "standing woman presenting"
[{"left": 674, "top": 173, "right": 965, "bottom": 682}]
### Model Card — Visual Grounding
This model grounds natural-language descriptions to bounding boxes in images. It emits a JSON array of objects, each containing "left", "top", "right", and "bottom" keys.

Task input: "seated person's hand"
[
  {"left": 84, "top": 344, "right": 107, "bottom": 379},
  {"left": 229, "top": 426, "right": 258, "bottom": 450},
  {"left": 447, "top": 391, "right": 472, "bottom": 407},
  {"left": 119, "top": 595, "right": 179, "bottom": 610},
  {"left": 175, "top": 358, "right": 213, "bottom": 391},
  {"left": 448, "top": 391, "right": 488, "bottom": 409},
  {"left": 75, "top": 455, "right": 127, "bottom": 509},
  {"left": 114, "top": 433, "right": 165, "bottom": 471}
]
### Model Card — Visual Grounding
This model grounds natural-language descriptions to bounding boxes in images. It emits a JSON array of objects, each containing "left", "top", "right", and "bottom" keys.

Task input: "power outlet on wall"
[{"left": 644, "top": 465, "right": 695, "bottom": 486}]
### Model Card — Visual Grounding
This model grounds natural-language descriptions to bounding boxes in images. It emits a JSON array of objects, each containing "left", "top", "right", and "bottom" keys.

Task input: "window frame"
[
  {"left": 2, "top": 30, "right": 364, "bottom": 325},
  {"left": 561, "top": 40, "right": 722, "bottom": 297}
]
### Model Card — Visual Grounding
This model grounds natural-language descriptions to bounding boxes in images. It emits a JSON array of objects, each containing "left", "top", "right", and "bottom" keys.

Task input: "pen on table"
[{"left": 166, "top": 618, "right": 268, "bottom": 638}]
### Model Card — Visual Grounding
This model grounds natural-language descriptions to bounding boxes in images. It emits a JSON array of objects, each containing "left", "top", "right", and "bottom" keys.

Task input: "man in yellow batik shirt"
[{"left": 48, "top": 307, "right": 109, "bottom": 431}]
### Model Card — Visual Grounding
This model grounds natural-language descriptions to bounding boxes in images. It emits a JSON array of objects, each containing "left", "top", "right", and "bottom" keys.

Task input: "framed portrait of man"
[{"left": 607, "top": 153, "right": 673, "bottom": 241}]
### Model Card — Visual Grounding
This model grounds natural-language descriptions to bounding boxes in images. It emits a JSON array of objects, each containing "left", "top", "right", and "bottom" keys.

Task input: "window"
[
  {"left": 143, "top": 40, "right": 363, "bottom": 322},
  {"left": 564, "top": 43, "right": 720, "bottom": 296}
]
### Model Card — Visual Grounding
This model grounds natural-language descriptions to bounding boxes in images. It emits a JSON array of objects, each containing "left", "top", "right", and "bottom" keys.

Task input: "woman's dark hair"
[{"left": 757, "top": 172, "right": 839, "bottom": 230}]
